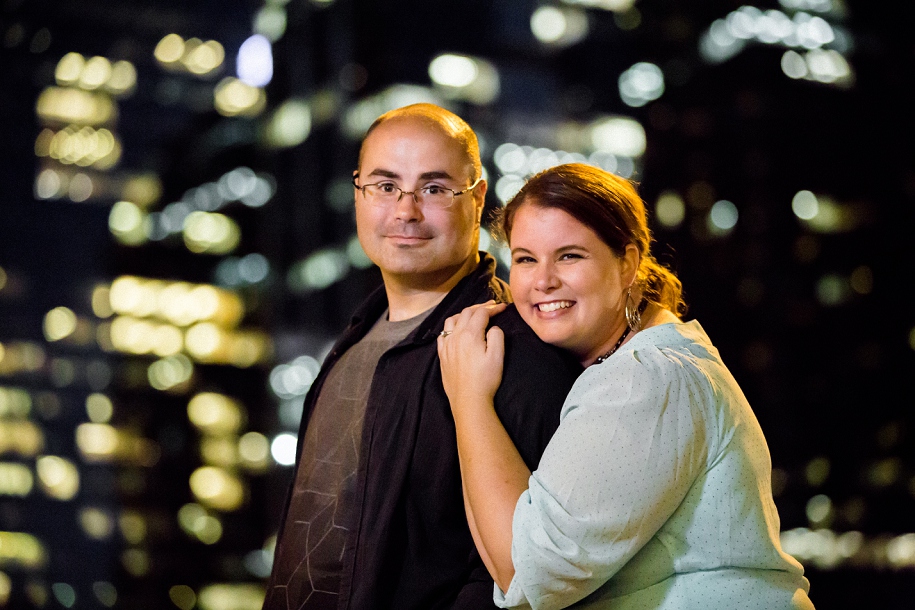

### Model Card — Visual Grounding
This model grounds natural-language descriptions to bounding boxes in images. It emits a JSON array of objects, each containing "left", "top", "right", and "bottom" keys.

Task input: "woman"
[{"left": 437, "top": 164, "right": 814, "bottom": 609}]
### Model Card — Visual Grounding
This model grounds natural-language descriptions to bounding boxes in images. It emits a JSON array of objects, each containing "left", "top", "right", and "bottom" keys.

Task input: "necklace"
[
  {"left": 592, "top": 326, "right": 632, "bottom": 365},
  {"left": 592, "top": 298, "right": 648, "bottom": 366}
]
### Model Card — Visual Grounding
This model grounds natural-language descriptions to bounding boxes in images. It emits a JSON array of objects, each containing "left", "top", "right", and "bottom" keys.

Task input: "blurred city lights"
[
  {"left": 254, "top": 5, "right": 288, "bottom": 42},
  {"left": 0, "top": 531, "right": 46, "bottom": 569},
  {"left": 36, "top": 126, "right": 122, "bottom": 168},
  {"left": 0, "top": 421, "right": 44, "bottom": 457},
  {"left": 42, "top": 307, "right": 77, "bottom": 342},
  {"left": 428, "top": 54, "right": 499, "bottom": 105},
  {"left": 269, "top": 355, "right": 321, "bottom": 400},
  {"left": 618, "top": 62, "right": 665, "bottom": 107},
  {"left": 187, "top": 393, "right": 245, "bottom": 435},
  {"left": 86, "top": 393, "right": 114, "bottom": 423},
  {"left": 214, "top": 77, "right": 266, "bottom": 117},
  {"left": 183, "top": 211, "right": 241, "bottom": 254},
  {"left": 170, "top": 585, "right": 197, "bottom": 610},
  {"left": 0, "top": 387, "right": 31, "bottom": 418},
  {"left": 52, "top": 54, "right": 135, "bottom": 96},
  {"left": 342, "top": 84, "right": 443, "bottom": 139},
  {"left": 0, "top": 463, "right": 34, "bottom": 497},
  {"left": 79, "top": 507, "right": 115, "bottom": 540},
  {"left": 530, "top": 6, "right": 588, "bottom": 47},
  {"left": 35, "top": 455, "right": 79, "bottom": 501},
  {"left": 237, "top": 34, "right": 273, "bottom": 87},
  {"left": 265, "top": 99, "right": 311, "bottom": 148},
  {"left": 655, "top": 191, "right": 686, "bottom": 229},
  {"left": 189, "top": 466, "right": 245, "bottom": 511},
  {"left": 197, "top": 583, "right": 265, "bottom": 610},
  {"left": 155, "top": 34, "right": 225, "bottom": 76},
  {"left": 238, "top": 432, "right": 270, "bottom": 471},
  {"left": 270, "top": 433, "right": 297, "bottom": 466},
  {"left": 590, "top": 116, "right": 647, "bottom": 158},
  {"left": 287, "top": 248, "right": 351, "bottom": 293},
  {"left": 561, "top": 0, "right": 635, "bottom": 11},
  {"left": 148, "top": 354, "right": 194, "bottom": 391},
  {"left": 108, "top": 201, "right": 148, "bottom": 246},
  {"left": 36, "top": 87, "right": 117, "bottom": 126}
]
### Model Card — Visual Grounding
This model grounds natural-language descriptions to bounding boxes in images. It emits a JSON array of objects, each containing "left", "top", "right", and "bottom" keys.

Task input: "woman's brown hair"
[{"left": 496, "top": 163, "right": 686, "bottom": 317}]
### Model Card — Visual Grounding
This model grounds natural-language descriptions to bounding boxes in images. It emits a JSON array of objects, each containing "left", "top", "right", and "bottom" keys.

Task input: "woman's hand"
[{"left": 437, "top": 300, "right": 508, "bottom": 410}]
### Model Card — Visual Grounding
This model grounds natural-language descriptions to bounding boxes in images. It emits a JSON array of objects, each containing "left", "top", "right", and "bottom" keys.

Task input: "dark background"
[{"left": 1, "top": 0, "right": 914, "bottom": 608}]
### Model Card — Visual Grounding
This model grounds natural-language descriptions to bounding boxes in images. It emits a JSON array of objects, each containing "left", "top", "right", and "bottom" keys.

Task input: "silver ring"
[{"left": 439, "top": 330, "right": 452, "bottom": 337}]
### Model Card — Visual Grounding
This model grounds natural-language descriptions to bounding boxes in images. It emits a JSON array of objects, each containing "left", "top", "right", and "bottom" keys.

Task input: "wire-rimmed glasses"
[{"left": 353, "top": 175, "right": 482, "bottom": 209}]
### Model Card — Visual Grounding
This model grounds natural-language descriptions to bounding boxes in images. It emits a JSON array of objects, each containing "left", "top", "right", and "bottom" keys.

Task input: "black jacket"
[{"left": 277, "top": 254, "right": 582, "bottom": 609}]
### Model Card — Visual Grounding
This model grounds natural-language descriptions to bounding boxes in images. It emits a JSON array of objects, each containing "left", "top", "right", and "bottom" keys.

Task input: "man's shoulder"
[{"left": 489, "top": 303, "right": 539, "bottom": 337}]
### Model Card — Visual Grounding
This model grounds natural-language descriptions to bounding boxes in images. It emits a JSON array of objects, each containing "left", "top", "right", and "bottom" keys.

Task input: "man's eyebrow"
[
  {"left": 418, "top": 171, "right": 454, "bottom": 181},
  {"left": 365, "top": 169, "right": 456, "bottom": 182},
  {"left": 366, "top": 169, "right": 399, "bottom": 179}
]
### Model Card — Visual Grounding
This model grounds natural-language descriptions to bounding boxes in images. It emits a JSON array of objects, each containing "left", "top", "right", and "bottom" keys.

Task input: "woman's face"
[{"left": 508, "top": 203, "right": 638, "bottom": 365}]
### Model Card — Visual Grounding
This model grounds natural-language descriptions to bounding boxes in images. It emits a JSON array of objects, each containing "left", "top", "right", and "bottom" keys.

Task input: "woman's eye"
[
  {"left": 513, "top": 256, "right": 535, "bottom": 264},
  {"left": 559, "top": 252, "right": 583, "bottom": 261}
]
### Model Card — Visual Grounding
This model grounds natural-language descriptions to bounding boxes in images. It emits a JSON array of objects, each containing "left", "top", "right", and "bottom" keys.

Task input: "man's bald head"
[{"left": 358, "top": 103, "right": 482, "bottom": 183}]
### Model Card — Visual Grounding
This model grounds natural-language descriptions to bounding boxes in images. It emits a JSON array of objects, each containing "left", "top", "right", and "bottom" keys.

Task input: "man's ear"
[{"left": 474, "top": 179, "right": 488, "bottom": 222}]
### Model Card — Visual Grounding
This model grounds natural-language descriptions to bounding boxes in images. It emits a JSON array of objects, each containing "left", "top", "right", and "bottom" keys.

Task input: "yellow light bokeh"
[
  {"left": 0, "top": 421, "right": 45, "bottom": 457},
  {"left": 0, "top": 342, "right": 46, "bottom": 376},
  {"left": 154, "top": 34, "right": 186, "bottom": 64},
  {"left": 184, "top": 40, "right": 225, "bottom": 75},
  {"left": 108, "top": 201, "right": 147, "bottom": 246},
  {"left": 75, "top": 423, "right": 119, "bottom": 459},
  {"left": 55, "top": 52, "right": 85, "bottom": 85},
  {"left": 200, "top": 436, "right": 238, "bottom": 467},
  {"left": 80, "top": 56, "right": 113, "bottom": 90},
  {"left": 119, "top": 510, "right": 147, "bottom": 544},
  {"left": 43, "top": 306, "right": 78, "bottom": 342},
  {"left": 214, "top": 77, "right": 266, "bottom": 117},
  {"left": 182, "top": 211, "right": 241, "bottom": 254},
  {"left": 122, "top": 173, "right": 162, "bottom": 207},
  {"left": 0, "top": 462, "right": 34, "bottom": 497},
  {"left": 35, "top": 455, "right": 79, "bottom": 501},
  {"left": 79, "top": 506, "right": 114, "bottom": 539},
  {"left": 197, "top": 583, "right": 265, "bottom": 610},
  {"left": 187, "top": 393, "right": 245, "bottom": 435},
  {"left": 239, "top": 432, "right": 270, "bottom": 471},
  {"left": 189, "top": 466, "right": 245, "bottom": 511},
  {"left": 86, "top": 393, "right": 113, "bottom": 423},
  {"left": 0, "top": 386, "right": 32, "bottom": 418},
  {"left": 147, "top": 354, "right": 193, "bottom": 392},
  {"left": 184, "top": 322, "right": 226, "bottom": 362},
  {"left": 36, "top": 86, "right": 116, "bottom": 126},
  {"left": 0, "top": 531, "right": 47, "bottom": 569},
  {"left": 91, "top": 285, "right": 114, "bottom": 318}
]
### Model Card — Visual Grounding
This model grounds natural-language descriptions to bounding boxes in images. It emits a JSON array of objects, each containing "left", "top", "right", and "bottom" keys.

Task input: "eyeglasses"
[{"left": 353, "top": 174, "right": 482, "bottom": 209}]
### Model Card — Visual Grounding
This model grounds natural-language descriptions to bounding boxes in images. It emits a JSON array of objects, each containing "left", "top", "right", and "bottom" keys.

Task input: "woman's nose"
[{"left": 533, "top": 263, "right": 560, "bottom": 291}]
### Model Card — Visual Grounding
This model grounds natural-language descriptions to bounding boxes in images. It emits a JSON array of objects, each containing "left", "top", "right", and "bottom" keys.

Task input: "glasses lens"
[
  {"left": 418, "top": 185, "right": 454, "bottom": 208},
  {"left": 365, "top": 183, "right": 399, "bottom": 204}
]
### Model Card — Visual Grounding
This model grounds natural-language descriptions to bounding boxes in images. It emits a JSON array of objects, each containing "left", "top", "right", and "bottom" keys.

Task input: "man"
[{"left": 263, "top": 104, "right": 581, "bottom": 609}]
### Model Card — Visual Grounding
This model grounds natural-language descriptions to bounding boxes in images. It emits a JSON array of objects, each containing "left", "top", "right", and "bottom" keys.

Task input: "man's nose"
[{"left": 393, "top": 189, "right": 423, "bottom": 220}]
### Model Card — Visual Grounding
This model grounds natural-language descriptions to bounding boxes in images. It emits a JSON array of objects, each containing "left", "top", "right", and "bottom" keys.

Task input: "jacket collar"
[{"left": 347, "top": 252, "right": 510, "bottom": 345}]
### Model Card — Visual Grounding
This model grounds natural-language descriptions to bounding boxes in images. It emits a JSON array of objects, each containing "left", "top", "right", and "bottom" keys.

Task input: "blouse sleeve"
[{"left": 495, "top": 344, "right": 713, "bottom": 610}]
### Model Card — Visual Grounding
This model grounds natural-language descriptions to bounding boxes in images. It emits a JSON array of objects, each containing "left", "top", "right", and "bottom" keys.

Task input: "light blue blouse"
[{"left": 496, "top": 321, "right": 813, "bottom": 610}]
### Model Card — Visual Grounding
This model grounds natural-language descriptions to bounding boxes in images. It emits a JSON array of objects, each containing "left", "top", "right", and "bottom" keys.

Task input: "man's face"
[{"left": 355, "top": 117, "right": 486, "bottom": 289}]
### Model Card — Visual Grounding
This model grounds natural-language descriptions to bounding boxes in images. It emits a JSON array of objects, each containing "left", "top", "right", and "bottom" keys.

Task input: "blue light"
[{"left": 236, "top": 35, "right": 273, "bottom": 88}]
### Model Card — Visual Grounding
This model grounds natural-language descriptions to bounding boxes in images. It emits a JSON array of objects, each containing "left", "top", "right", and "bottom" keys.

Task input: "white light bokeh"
[{"left": 270, "top": 433, "right": 298, "bottom": 466}]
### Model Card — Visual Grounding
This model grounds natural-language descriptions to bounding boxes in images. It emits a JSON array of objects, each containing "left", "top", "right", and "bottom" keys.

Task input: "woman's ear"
[{"left": 622, "top": 243, "right": 640, "bottom": 287}]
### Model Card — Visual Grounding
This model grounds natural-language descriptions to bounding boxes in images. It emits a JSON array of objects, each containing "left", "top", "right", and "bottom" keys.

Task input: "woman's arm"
[{"left": 438, "top": 302, "right": 530, "bottom": 592}]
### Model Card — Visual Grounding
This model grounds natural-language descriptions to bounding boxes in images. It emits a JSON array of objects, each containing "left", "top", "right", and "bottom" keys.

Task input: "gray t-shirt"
[{"left": 265, "top": 309, "right": 429, "bottom": 610}]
